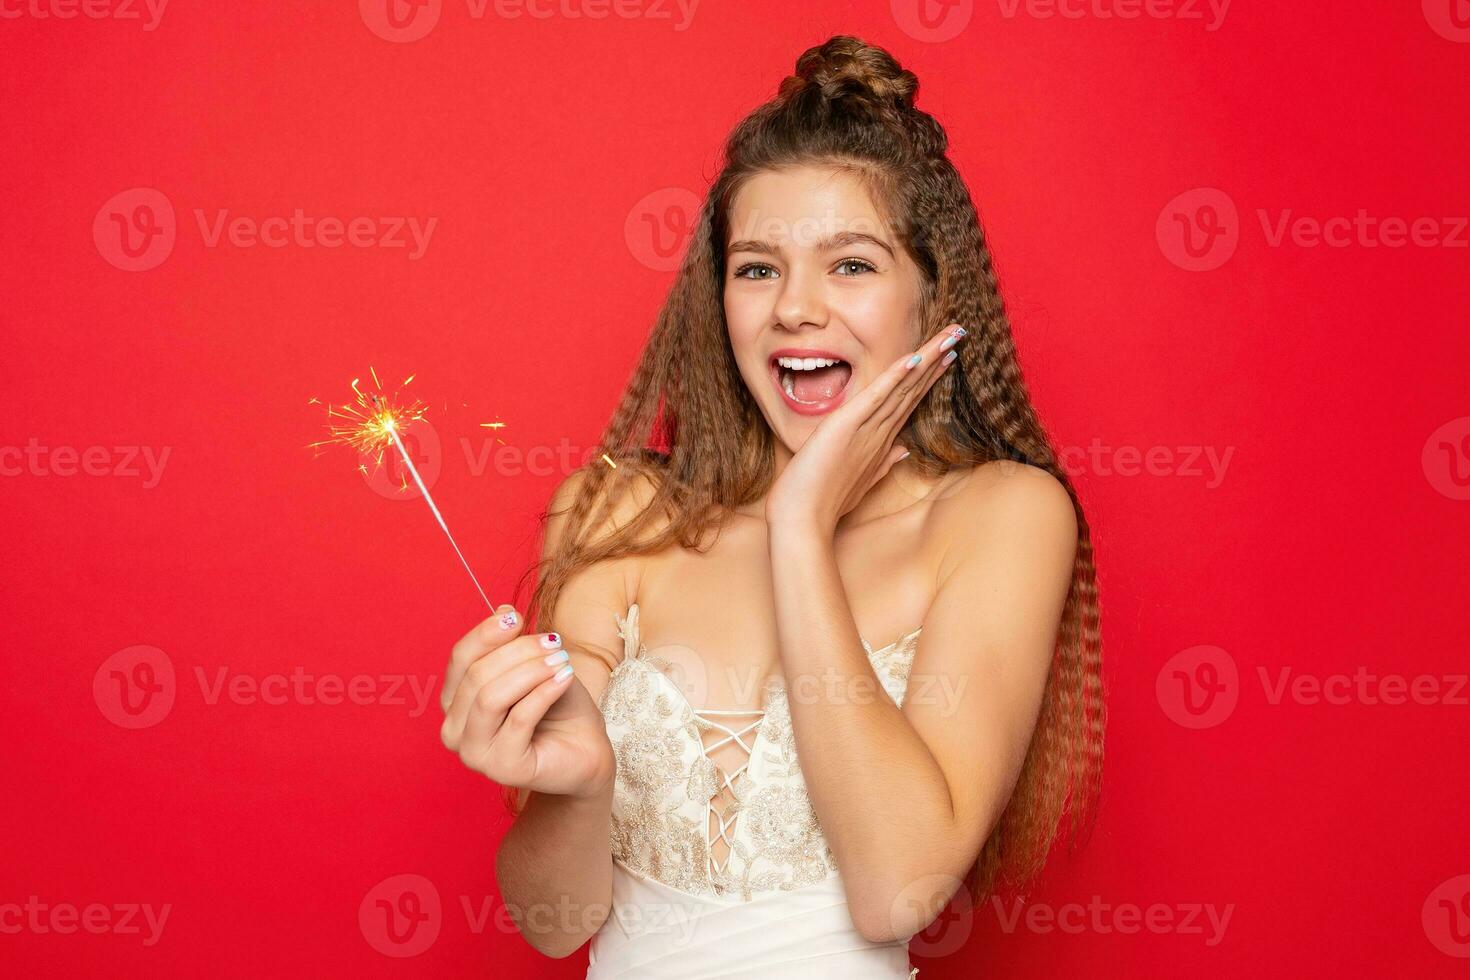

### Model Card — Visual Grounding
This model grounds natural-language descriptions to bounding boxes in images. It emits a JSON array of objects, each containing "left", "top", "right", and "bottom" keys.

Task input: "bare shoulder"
[
  {"left": 539, "top": 461, "right": 671, "bottom": 678},
  {"left": 544, "top": 459, "right": 669, "bottom": 554},
  {"left": 930, "top": 460, "right": 1078, "bottom": 575}
]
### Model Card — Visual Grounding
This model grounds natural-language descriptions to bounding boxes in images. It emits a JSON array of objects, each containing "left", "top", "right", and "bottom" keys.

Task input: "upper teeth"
[{"left": 776, "top": 356, "right": 842, "bottom": 370}]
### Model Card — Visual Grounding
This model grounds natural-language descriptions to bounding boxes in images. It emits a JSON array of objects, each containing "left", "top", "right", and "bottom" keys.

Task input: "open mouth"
[{"left": 768, "top": 353, "right": 854, "bottom": 416}]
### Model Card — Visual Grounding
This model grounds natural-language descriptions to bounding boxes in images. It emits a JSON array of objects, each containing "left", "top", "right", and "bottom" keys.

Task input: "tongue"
[{"left": 792, "top": 363, "right": 852, "bottom": 402}]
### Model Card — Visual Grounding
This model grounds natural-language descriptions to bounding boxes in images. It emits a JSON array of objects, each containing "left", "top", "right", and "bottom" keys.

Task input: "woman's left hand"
[{"left": 765, "top": 322, "right": 967, "bottom": 536}]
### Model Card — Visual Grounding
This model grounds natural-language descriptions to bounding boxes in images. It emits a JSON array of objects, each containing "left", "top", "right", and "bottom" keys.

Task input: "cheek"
[
  {"left": 723, "top": 302, "right": 765, "bottom": 367},
  {"left": 838, "top": 291, "right": 921, "bottom": 362}
]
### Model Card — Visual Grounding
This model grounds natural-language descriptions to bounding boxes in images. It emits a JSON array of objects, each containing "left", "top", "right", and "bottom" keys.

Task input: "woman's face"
[{"left": 723, "top": 166, "right": 925, "bottom": 455}]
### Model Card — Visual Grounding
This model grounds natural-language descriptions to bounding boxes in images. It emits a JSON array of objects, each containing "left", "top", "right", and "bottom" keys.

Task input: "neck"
[{"left": 764, "top": 439, "right": 919, "bottom": 530}]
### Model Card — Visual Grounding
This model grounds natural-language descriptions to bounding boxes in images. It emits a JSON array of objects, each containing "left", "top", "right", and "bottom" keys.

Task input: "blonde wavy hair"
[{"left": 511, "top": 34, "right": 1105, "bottom": 904}]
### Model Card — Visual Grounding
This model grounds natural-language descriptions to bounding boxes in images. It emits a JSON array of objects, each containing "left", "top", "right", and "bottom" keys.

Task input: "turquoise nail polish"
[
  {"left": 939, "top": 335, "right": 958, "bottom": 352},
  {"left": 906, "top": 353, "right": 922, "bottom": 368}
]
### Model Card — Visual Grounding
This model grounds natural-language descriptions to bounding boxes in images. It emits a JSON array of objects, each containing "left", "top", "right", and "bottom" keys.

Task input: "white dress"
[{"left": 586, "top": 602, "right": 924, "bottom": 979}]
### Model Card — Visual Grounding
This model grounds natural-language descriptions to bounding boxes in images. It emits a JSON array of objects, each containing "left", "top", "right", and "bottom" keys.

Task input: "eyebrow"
[{"left": 727, "top": 230, "right": 896, "bottom": 259}]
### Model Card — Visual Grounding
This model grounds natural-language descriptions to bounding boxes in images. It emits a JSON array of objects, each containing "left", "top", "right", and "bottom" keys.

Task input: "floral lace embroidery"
[{"left": 598, "top": 602, "right": 922, "bottom": 902}]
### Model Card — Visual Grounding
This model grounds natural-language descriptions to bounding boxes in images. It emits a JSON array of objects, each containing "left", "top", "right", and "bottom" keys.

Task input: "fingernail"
[
  {"left": 544, "top": 649, "right": 570, "bottom": 667},
  {"left": 553, "top": 664, "right": 575, "bottom": 683},
  {"left": 951, "top": 325, "right": 968, "bottom": 338},
  {"left": 905, "top": 353, "right": 922, "bottom": 369},
  {"left": 498, "top": 609, "right": 519, "bottom": 630},
  {"left": 539, "top": 633, "right": 562, "bottom": 650},
  {"left": 939, "top": 335, "right": 959, "bottom": 352},
  {"left": 898, "top": 449, "right": 911, "bottom": 461},
  {"left": 941, "top": 349, "right": 958, "bottom": 366}
]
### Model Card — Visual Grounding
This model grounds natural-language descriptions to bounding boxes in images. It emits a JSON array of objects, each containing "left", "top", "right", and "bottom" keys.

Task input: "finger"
[
  {"left": 443, "top": 641, "right": 570, "bottom": 750},
  {"left": 850, "top": 340, "right": 933, "bottom": 419},
  {"left": 872, "top": 323, "right": 966, "bottom": 433},
  {"left": 464, "top": 665, "right": 577, "bottom": 770},
  {"left": 443, "top": 630, "right": 563, "bottom": 735},
  {"left": 443, "top": 605, "right": 525, "bottom": 713}
]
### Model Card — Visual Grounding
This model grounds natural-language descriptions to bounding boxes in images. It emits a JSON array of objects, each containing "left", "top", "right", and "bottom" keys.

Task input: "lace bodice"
[{"left": 597, "top": 602, "right": 922, "bottom": 902}]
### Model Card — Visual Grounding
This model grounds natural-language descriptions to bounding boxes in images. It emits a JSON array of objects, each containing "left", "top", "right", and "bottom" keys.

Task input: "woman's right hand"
[{"left": 440, "top": 606, "right": 616, "bottom": 799}]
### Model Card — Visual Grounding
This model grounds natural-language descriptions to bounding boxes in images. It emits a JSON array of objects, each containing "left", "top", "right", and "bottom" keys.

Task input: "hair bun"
[{"left": 783, "top": 35, "right": 918, "bottom": 110}]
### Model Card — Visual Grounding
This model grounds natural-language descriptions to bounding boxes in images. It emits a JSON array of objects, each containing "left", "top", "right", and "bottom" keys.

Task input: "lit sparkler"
[{"left": 310, "top": 368, "right": 494, "bottom": 610}]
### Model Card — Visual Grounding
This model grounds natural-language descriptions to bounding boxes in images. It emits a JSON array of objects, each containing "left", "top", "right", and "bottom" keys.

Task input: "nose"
[{"left": 772, "top": 263, "right": 828, "bottom": 334}]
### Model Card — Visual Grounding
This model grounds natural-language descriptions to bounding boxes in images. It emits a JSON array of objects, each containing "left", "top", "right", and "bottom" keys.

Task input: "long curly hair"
[{"left": 514, "top": 34, "right": 1105, "bottom": 904}]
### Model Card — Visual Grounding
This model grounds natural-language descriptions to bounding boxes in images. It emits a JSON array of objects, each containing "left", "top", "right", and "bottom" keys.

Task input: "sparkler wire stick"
[{"left": 380, "top": 407, "right": 495, "bottom": 612}]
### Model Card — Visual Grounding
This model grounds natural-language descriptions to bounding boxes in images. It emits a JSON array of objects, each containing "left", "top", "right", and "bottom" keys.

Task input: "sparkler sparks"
[
  {"left": 309, "top": 374, "right": 429, "bottom": 479},
  {"left": 310, "top": 368, "right": 495, "bottom": 610}
]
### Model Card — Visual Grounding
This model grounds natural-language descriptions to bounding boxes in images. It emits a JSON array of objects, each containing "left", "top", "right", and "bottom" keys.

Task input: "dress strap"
[{"left": 613, "top": 601, "right": 645, "bottom": 665}]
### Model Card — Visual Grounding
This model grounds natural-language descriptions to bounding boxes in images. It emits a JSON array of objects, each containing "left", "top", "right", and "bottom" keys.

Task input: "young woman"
[{"left": 439, "top": 35, "right": 1105, "bottom": 978}]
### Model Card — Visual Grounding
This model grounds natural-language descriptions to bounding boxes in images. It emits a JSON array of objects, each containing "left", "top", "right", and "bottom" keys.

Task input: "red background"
[{"left": 4, "top": 2, "right": 1469, "bottom": 976}]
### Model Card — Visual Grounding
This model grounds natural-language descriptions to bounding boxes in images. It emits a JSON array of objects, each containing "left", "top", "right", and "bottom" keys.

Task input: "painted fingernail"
[
  {"left": 905, "top": 353, "right": 923, "bottom": 368},
  {"left": 939, "top": 335, "right": 959, "bottom": 352},
  {"left": 553, "top": 664, "right": 575, "bottom": 683},
  {"left": 498, "top": 609, "right": 519, "bottom": 630},
  {"left": 539, "top": 633, "right": 562, "bottom": 650},
  {"left": 544, "top": 649, "right": 570, "bottom": 667},
  {"left": 898, "top": 449, "right": 911, "bottom": 461},
  {"left": 941, "top": 349, "right": 958, "bottom": 366},
  {"left": 951, "top": 325, "right": 968, "bottom": 338}
]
